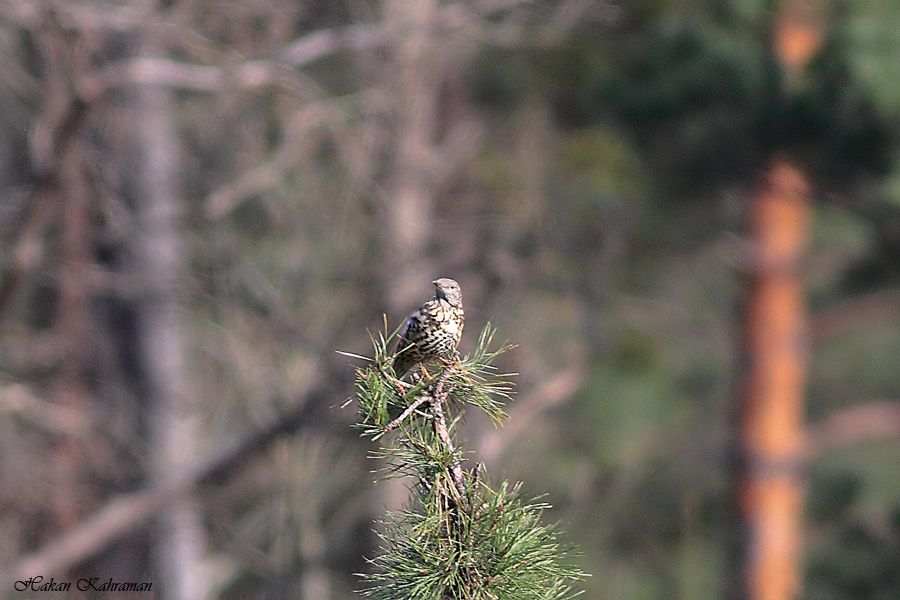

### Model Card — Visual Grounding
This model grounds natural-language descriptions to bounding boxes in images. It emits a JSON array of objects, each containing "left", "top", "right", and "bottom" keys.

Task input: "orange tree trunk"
[{"left": 732, "top": 157, "right": 812, "bottom": 600}]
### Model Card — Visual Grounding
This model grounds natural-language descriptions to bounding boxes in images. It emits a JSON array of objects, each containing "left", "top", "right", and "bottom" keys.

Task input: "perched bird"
[{"left": 393, "top": 278, "right": 464, "bottom": 377}]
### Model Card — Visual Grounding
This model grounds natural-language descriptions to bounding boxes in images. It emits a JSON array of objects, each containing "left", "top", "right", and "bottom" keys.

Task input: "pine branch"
[
  {"left": 349, "top": 323, "right": 587, "bottom": 599},
  {"left": 383, "top": 393, "right": 431, "bottom": 433},
  {"left": 429, "top": 368, "right": 469, "bottom": 506}
]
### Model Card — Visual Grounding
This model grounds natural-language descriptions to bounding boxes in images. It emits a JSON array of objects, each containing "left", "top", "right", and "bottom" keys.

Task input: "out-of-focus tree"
[
  {"left": 730, "top": 5, "right": 822, "bottom": 600},
  {"left": 2, "top": 1, "right": 899, "bottom": 599},
  {"left": 134, "top": 26, "right": 210, "bottom": 600},
  {"left": 464, "top": 1, "right": 900, "bottom": 598},
  {"left": 0, "top": 1, "right": 599, "bottom": 598},
  {"left": 735, "top": 156, "right": 813, "bottom": 600}
]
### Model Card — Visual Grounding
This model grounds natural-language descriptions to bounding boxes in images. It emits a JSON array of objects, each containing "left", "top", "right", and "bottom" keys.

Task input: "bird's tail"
[{"left": 392, "top": 351, "right": 415, "bottom": 378}]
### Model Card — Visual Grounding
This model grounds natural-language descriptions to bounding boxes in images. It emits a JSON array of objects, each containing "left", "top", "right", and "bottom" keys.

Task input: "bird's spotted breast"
[{"left": 392, "top": 288, "right": 465, "bottom": 376}]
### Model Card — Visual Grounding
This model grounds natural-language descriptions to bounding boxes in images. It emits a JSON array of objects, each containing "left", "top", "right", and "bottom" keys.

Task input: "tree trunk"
[
  {"left": 377, "top": 0, "right": 441, "bottom": 515},
  {"left": 381, "top": 0, "right": 439, "bottom": 313},
  {"left": 134, "top": 41, "right": 210, "bottom": 600},
  {"left": 52, "top": 145, "right": 91, "bottom": 533},
  {"left": 729, "top": 4, "right": 825, "bottom": 597},
  {"left": 732, "top": 157, "right": 812, "bottom": 600}
]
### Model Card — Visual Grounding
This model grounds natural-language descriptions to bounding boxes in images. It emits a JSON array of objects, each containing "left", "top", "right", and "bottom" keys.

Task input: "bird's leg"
[
  {"left": 377, "top": 361, "right": 413, "bottom": 397},
  {"left": 390, "top": 373, "right": 412, "bottom": 397},
  {"left": 438, "top": 350, "right": 461, "bottom": 367}
]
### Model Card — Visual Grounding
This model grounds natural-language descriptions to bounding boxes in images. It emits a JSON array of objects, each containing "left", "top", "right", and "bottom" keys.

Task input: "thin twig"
[
  {"left": 5, "top": 384, "right": 332, "bottom": 584},
  {"left": 0, "top": 95, "right": 88, "bottom": 317},
  {"left": 805, "top": 400, "right": 900, "bottom": 457},
  {"left": 383, "top": 394, "right": 431, "bottom": 432},
  {"left": 478, "top": 365, "right": 584, "bottom": 462}
]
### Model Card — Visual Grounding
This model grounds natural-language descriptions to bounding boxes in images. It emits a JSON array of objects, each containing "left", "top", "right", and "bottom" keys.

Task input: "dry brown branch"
[
  {"left": 431, "top": 118, "right": 484, "bottom": 191},
  {"left": 3, "top": 387, "right": 331, "bottom": 585},
  {"left": 61, "top": 4, "right": 473, "bottom": 99},
  {"left": 384, "top": 394, "right": 431, "bottom": 433},
  {"left": 77, "top": 57, "right": 318, "bottom": 99},
  {"left": 204, "top": 101, "right": 350, "bottom": 220},
  {"left": 809, "top": 288, "right": 900, "bottom": 342},
  {"left": 0, "top": 189, "right": 52, "bottom": 315},
  {"left": 805, "top": 400, "right": 900, "bottom": 457},
  {"left": 429, "top": 370, "right": 468, "bottom": 504},
  {"left": 8, "top": 0, "right": 580, "bottom": 106},
  {"left": 72, "top": 14, "right": 423, "bottom": 101},
  {"left": 0, "top": 92, "right": 88, "bottom": 317},
  {"left": 478, "top": 366, "right": 585, "bottom": 463},
  {"left": 0, "top": 384, "right": 90, "bottom": 436},
  {"left": 279, "top": 23, "right": 386, "bottom": 65},
  {"left": 459, "top": 0, "right": 612, "bottom": 48}
]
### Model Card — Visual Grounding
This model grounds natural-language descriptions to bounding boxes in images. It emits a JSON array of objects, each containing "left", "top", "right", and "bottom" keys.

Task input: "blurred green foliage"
[
  {"left": 2, "top": 1, "right": 898, "bottom": 597},
  {"left": 466, "top": 1, "right": 900, "bottom": 598}
]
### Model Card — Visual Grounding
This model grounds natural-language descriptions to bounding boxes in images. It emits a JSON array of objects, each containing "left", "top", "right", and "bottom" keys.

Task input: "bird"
[{"left": 392, "top": 278, "right": 464, "bottom": 377}]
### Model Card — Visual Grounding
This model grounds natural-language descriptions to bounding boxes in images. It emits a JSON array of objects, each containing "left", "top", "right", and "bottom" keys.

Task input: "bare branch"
[
  {"left": 0, "top": 383, "right": 90, "bottom": 436},
  {"left": 278, "top": 23, "right": 386, "bottom": 66},
  {"left": 431, "top": 118, "right": 484, "bottom": 191},
  {"left": 810, "top": 288, "right": 900, "bottom": 342},
  {"left": 3, "top": 386, "right": 332, "bottom": 583},
  {"left": 429, "top": 369, "right": 469, "bottom": 504},
  {"left": 0, "top": 93, "right": 88, "bottom": 318},
  {"left": 478, "top": 366, "right": 585, "bottom": 463},
  {"left": 204, "top": 100, "right": 350, "bottom": 220},
  {"left": 805, "top": 400, "right": 900, "bottom": 456},
  {"left": 383, "top": 394, "right": 431, "bottom": 433},
  {"left": 77, "top": 57, "right": 315, "bottom": 99},
  {"left": 73, "top": 20, "right": 389, "bottom": 100}
]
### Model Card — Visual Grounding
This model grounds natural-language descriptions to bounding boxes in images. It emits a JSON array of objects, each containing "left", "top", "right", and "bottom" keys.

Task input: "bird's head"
[{"left": 432, "top": 278, "right": 462, "bottom": 307}]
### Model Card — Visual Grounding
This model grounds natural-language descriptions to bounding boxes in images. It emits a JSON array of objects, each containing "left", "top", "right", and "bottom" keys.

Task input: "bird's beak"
[{"left": 431, "top": 280, "right": 438, "bottom": 286}]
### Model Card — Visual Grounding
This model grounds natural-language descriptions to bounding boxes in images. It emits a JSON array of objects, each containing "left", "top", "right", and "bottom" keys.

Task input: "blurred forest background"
[{"left": 1, "top": 1, "right": 899, "bottom": 599}]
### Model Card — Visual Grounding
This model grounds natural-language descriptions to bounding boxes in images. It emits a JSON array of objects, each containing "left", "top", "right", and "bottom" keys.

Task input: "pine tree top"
[{"left": 344, "top": 322, "right": 588, "bottom": 600}]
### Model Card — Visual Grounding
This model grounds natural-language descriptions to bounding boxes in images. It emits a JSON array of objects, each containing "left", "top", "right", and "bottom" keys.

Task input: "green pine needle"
[
  {"left": 359, "top": 476, "right": 588, "bottom": 600},
  {"left": 345, "top": 322, "right": 587, "bottom": 599}
]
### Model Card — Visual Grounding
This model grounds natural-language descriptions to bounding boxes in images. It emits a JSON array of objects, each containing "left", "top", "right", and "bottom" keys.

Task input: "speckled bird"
[{"left": 392, "top": 278, "right": 464, "bottom": 377}]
